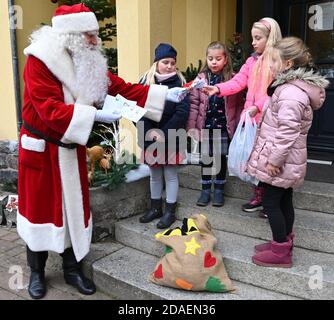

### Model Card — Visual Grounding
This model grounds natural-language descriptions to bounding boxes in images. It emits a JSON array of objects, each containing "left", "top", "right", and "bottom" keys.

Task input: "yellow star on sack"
[{"left": 184, "top": 237, "right": 201, "bottom": 256}]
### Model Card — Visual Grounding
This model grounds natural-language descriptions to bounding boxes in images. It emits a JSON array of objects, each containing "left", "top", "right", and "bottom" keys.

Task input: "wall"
[
  {"left": 117, "top": 0, "right": 237, "bottom": 77},
  {"left": 0, "top": 1, "right": 19, "bottom": 140},
  {"left": 116, "top": 0, "right": 237, "bottom": 155},
  {"left": 15, "top": 0, "right": 57, "bottom": 105}
]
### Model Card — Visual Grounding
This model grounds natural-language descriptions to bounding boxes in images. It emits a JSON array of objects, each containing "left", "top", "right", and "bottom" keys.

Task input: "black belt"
[{"left": 23, "top": 122, "right": 78, "bottom": 149}]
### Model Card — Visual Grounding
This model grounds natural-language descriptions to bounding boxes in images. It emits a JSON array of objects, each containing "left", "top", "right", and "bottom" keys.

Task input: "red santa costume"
[{"left": 17, "top": 4, "right": 169, "bottom": 262}]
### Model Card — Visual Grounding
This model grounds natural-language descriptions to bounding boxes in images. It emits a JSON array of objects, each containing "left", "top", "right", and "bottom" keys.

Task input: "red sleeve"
[
  {"left": 107, "top": 72, "right": 149, "bottom": 107},
  {"left": 24, "top": 56, "right": 74, "bottom": 135}
]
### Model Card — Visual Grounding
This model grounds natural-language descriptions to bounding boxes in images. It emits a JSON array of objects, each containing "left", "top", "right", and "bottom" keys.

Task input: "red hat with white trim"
[{"left": 52, "top": 4, "right": 99, "bottom": 34}]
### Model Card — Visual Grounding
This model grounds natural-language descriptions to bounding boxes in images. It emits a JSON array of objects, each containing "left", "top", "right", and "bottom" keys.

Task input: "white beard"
[{"left": 64, "top": 34, "right": 110, "bottom": 106}]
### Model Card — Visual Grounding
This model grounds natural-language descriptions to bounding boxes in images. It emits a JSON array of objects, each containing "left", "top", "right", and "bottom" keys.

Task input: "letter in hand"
[
  {"left": 95, "top": 96, "right": 123, "bottom": 124},
  {"left": 184, "top": 78, "right": 206, "bottom": 90},
  {"left": 166, "top": 87, "right": 188, "bottom": 103}
]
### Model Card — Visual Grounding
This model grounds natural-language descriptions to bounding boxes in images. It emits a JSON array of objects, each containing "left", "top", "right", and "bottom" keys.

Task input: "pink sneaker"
[{"left": 242, "top": 186, "right": 264, "bottom": 212}]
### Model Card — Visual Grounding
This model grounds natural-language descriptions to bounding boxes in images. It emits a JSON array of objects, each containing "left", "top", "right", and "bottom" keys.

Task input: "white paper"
[
  {"left": 190, "top": 78, "right": 206, "bottom": 90},
  {"left": 180, "top": 78, "right": 207, "bottom": 94},
  {"left": 103, "top": 94, "right": 147, "bottom": 123}
]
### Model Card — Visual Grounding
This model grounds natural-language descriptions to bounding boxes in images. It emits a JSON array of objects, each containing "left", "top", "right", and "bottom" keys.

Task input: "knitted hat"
[
  {"left": 52, "top": 4, "right": 99, "bottom": 34},
  {"left": 154, "top": 43, "right": 177, "bottom": 62}
]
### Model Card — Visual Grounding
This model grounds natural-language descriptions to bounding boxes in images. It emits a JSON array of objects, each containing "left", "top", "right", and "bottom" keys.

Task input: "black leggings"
[{"left": 261, "top": 182, "right": 295, "bottom": 243}]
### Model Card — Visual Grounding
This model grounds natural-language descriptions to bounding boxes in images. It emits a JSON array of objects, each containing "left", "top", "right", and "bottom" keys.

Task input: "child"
[
  {"left": 203, "top": 18, "right": 282, "bottom": 216},
  {"left": 138, "top": 43, "right": 189, "bottom": 229},
  {"left": 186, "top": 41, "right": 243, "bottom": 207},
  {"left": 247, "top": 37, "right": 329, "bottom": 268}
]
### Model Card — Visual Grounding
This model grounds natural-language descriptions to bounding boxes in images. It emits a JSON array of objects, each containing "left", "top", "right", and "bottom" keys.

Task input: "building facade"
[{"left": 0, "top": 0, "right": 333, "bottom": 162}]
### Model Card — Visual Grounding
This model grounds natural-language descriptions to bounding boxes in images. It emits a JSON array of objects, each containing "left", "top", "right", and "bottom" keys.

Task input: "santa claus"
[{"left": 17, "top": 3, "right": 185, "bottom": 299}]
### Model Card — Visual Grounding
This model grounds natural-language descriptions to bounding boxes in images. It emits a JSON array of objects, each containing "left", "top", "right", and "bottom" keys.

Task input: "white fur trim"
[
  {"left": 63, "top": 86, "right": 75, "bottom": 104},
  {"left": 21, "top": 134, "right": 45, "bottom": 152},
  {"left": 62, "top": 104, "right": 96, "bottom": 145},
  {"left": 52, "top": 12, "right": 99, "bottom": 34},
  {"left": 18, "top": 117, "right": 93, "bottom": 261},
  {"left": 144, "top": 84, "right": 168, "bottom": 122},
  {"left": 17, "top": 212, "right": 72, "bottom": 254},
  {"left": 125, "top": 164, "right": 150, "bottom": 183},
  {"left": 58, "top": 147, "right": 93, "bottom": 261},
  {"left": 24, "top": 27, "right": 78, "bottom": 99}
]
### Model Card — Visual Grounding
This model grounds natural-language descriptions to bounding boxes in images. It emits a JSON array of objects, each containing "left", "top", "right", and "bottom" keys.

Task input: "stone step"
[
  {"left": 177, "top": 188, "right": 334, "bottom": 254},
  {"left": 178, "top": 166, "right": 334, "bottom": 215},
  {"left": 115, "top": 217, "right": 334, "bottom": 300},
  {"left": 92, "top": 246, "right": 298, "bottom": 300}
]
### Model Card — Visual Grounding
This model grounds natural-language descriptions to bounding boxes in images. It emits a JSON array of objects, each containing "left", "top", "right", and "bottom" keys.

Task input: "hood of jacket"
[{"left": 272, "top": 68, "right": 330, "bottom": 110}]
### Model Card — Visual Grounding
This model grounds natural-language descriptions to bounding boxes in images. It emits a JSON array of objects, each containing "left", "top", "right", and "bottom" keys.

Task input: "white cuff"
[
  {"left": 144, "top": 84, "right": 168, "bottom": 122},
  {"left": 62, "top": 104, "right": 96, "bottom": 145}
]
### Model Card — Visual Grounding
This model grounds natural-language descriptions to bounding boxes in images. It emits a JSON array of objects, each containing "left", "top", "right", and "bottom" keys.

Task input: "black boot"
[
  {"left": 212, "top": 183, "right": 225, "bottom": 207},
  {"left": 196, "top": 189, "right": 211, "bottom": 206},
  {"left": 157, "top": 202, "right": 177, "bottom": 229},
  {"left": 61, "top": 248, "right": 96, "bottom": 295},
  {"left": 27, "top": 246, "right": 48, "bottom": 299},
  {"left": 139, "top": 198, "right": 163, "bottom": 223}
]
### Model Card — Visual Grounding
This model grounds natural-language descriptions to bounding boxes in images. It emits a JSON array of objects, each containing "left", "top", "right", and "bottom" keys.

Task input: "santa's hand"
[
  {"left": 166, "top": 87, "right": 187, "bottom": 103},
  {"left": 95, "top": 109, "right": 122, "bottom": 123}
]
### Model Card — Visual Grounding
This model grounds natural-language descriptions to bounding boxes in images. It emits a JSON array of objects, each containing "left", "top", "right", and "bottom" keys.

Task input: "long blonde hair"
[
  {"left": 251, "top": 17, "right": 282, "bottom": 95},
  {"left": 200, "top": 41, "right": 233, "bottom": 81},
  {"left": 140, "top": 61, "right": 186, "bottom": 85}
]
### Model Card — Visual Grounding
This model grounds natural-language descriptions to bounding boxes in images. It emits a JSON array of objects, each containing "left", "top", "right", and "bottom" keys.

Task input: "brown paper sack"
[{"left": 150, "top": 213, "right": 235, "bottom": 293}]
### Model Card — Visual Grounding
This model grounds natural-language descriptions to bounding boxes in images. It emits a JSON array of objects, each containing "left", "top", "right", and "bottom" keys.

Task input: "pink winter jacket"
[
  {"left": 215, "top": 54, "right": 270, "bottom": 124},
  {"left": 186, "top": 73, "right": 244, "bottom": 140},
  {"left": 247, "top": 68, "right": 329, "bottom": 189}
]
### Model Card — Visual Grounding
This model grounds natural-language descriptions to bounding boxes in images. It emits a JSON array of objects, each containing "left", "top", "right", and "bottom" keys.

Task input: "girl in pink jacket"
[
  {"left": 204, "top": 18, "right": 282, "bottom": 216},
  {"left": 186, "top": 41, "right": 244, "bottom": 207},
  {"left": 248, "top": 37, "right": 329, "bottom": 268}
]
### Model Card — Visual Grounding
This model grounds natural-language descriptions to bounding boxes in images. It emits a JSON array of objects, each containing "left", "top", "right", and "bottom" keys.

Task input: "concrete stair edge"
[
  {"left": 176, "top": 188, "right": 334, "bottom": 254},
  {"left": 178, "top": 166, "right": 334, "bottom": 215},
  {"left": 91, "top": 246, "right": 300, "bottom": 300},
  {"left": 114, "top": 217, "right": 334, "bottom": 300}
]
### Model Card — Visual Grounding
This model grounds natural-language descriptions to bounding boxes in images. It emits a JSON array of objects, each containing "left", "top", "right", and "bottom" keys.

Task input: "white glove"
[
  {"left": 95, "top": 106, "right": 122, "bottom": 123},
  {"left": 166, "top": 87, "right": 187, "bottom": 103}
]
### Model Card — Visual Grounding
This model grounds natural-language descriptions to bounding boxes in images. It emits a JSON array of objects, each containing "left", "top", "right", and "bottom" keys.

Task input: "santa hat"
[{"left": 52, "top": 4, "right": 99, "bottom": 34}]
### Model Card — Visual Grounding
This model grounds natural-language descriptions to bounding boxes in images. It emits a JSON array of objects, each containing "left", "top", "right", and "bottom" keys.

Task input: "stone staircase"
[{"left": 85, "top": 166, "right": 334, "bottom": 300}]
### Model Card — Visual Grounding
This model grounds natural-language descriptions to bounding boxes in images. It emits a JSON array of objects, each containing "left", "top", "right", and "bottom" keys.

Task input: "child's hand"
[
  {"left": 202, "top": 85, "right": 220, "bottom": 96},
  {"left": 266, "top": 164, "right": 280, "bottom": 177},
  {"left": 247, "top": 106, "right": 259, "bottom": 118}
]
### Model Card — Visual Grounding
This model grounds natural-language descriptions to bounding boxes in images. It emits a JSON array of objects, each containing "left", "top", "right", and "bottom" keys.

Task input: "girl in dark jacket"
[
  {"left": 137, "top": 43, "right": 189, "bottom": 229},
  {"left": 187, "top": 41, "right": 243, "bottom": 207}
]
